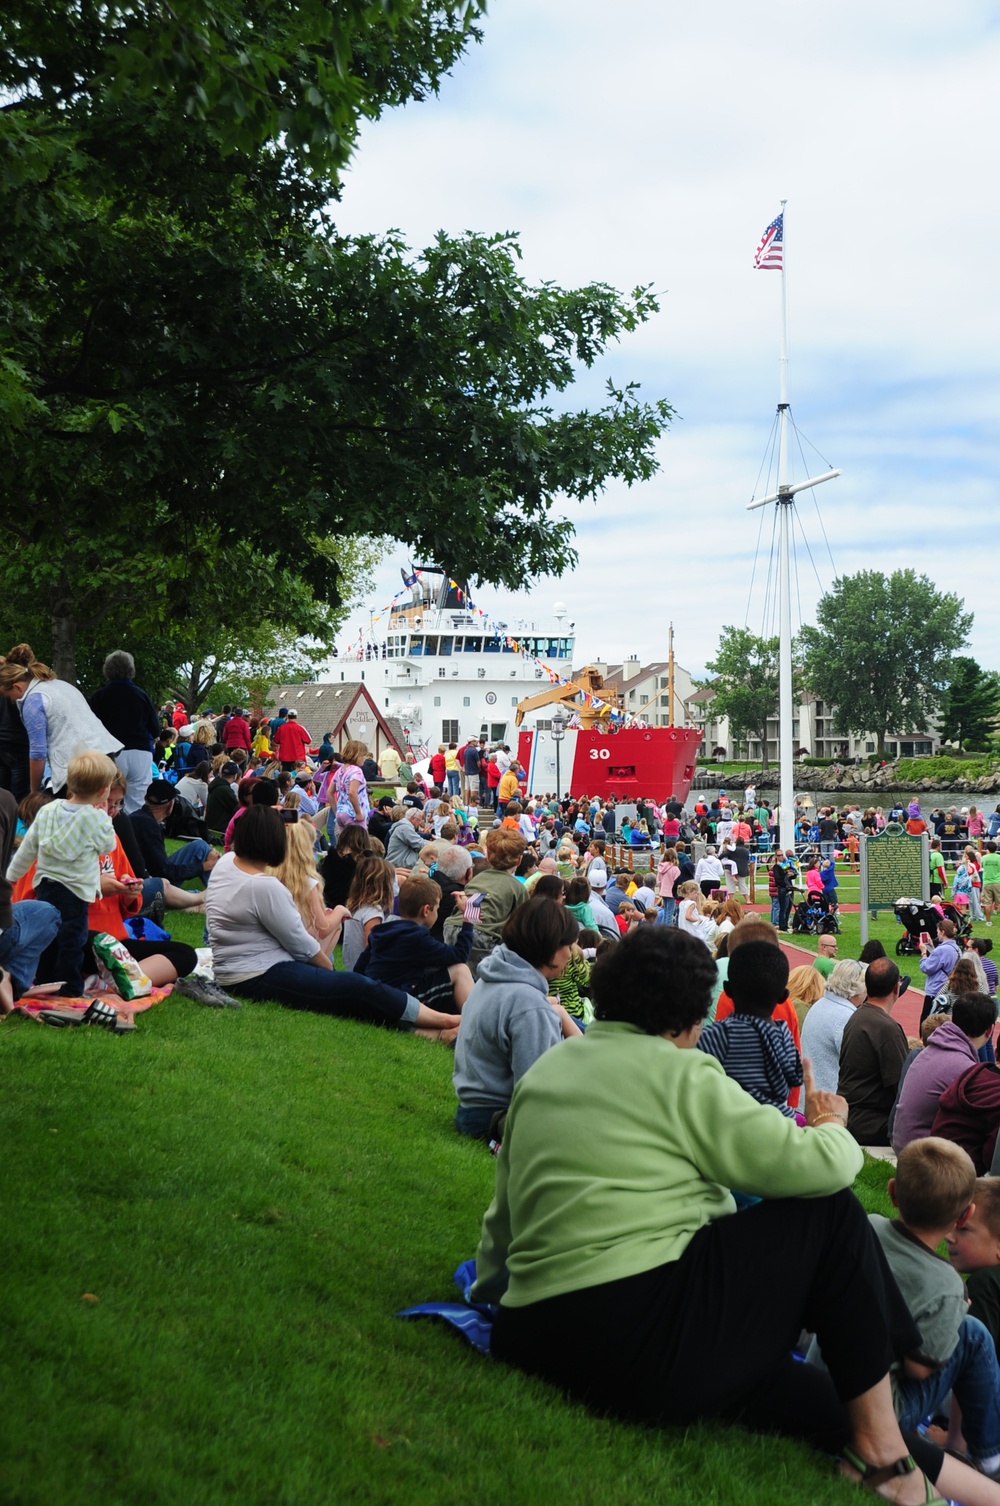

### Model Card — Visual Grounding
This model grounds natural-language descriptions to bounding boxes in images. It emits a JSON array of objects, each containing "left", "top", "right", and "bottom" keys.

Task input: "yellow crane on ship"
[{"left": 514, "top": 666, "right": 623, "bottom": 730}]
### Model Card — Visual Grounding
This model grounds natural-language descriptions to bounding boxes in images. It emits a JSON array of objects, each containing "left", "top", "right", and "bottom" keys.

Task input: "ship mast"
[
  {"left": 668, "top": 623, "right": 675, "bottom": 724},
  {"left": 746, "top": 201, "right": 840, "bottom": 852}
]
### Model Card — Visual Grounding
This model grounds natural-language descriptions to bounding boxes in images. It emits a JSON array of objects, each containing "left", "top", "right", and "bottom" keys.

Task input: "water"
[{"left": 692, "top": 786, "right": 999, "bottom": 815}]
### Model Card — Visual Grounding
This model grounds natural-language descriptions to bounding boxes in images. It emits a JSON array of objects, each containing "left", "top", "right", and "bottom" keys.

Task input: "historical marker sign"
[{"left": 858, "top": 830, "right": 929, "bottom": 945}]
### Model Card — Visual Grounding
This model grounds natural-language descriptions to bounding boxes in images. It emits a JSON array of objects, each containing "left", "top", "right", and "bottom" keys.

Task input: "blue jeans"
[
  {"left": 896, "top": 1315, "right": 1000, "bottom": 1459},
  {"left": 0, "top": 899, "right": 61, "bottom": 996},
  {"left": 820, "top": 841, "right": 835, "bottom": 862},
  {"left": 770, "top": 896, "right": 781, "bottom": 927},
  {"left": 34, "top": 879, "right": 90, "bottom": 995},
  {"left": 455, "top": 1104, "right": 500, "bottom": 1140},
  {"left": 658, "top": 897, "right": 677, "bottom": 926},
  {"left": 234, "top": 960, "right": 418, "bottom": 1024},
  {"left": 447, "top": 770, "right": 460, "bottom": 795},
  {"left": 165, "top": 838, "right": 212, "bottom": 888}
]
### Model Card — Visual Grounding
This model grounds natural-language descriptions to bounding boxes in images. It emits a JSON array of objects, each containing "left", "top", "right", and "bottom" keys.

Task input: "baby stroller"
[
  {"left": 893, "top": 897, "right": 972, "bottom": 957},
  {"left": 791, "top": 893, "right": 840, "bottom": 936}
]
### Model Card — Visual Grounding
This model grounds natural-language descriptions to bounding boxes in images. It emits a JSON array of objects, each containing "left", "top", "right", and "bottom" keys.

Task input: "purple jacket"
[
  {"left": 891, "top": 1020, "right": 980, "bottom": 1152},
  {"left": 919, "top": 937, "right": 961, "bottom": 998}
]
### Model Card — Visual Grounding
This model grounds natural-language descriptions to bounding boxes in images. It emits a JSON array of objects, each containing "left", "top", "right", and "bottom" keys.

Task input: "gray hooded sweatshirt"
[{"left": 453, "top": 944, "right": 564, "bottom": 1111}]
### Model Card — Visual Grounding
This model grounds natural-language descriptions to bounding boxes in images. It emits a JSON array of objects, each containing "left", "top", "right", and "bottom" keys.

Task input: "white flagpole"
[
  {"left": 776, "top": 199, "right": 794, "bottom": 854},
  {"left": 747, "top": 203, "right": 841, "bottom": 857}
]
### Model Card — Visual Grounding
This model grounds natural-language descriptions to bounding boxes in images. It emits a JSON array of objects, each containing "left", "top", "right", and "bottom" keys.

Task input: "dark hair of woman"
[
  {"left": 969, "top": 936, "right": 994, "bottom": 958},
  {"left": 858, "top": 939, "right": 887, "bottom": 964},
  {"left": 564, "top": 876, "right": 591, "bottom": 907},
  {"left": 236, "top": 775, "right": 259, "bottom": 808},
  {"left": 501, "top": 897, "right": 579, "bottom": 970},
  {"left": 591, "top": 926, "right": 716, "bottom": 1037},
  {"left": 533, "top": 874, "right": 566, "bottom": 902},
  {"left": 515, "top": 849, "right": 537, "bottom": 878},
  {"left": 233, "top": 805, "right": 286, "bottom": 866},
  {"left": 250, "top": 779, "right": 280, "bottom": 807},
  {"left": 194, "top": 761, "right": 212, "bottom": 781},
  {"left": 952, "top": 992, "right": 998, "bottom": 1039}
]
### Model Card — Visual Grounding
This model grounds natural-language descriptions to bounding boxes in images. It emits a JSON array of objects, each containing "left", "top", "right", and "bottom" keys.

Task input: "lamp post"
[{"left": 550, "top": 707, "right": 568, "bottom": 803}]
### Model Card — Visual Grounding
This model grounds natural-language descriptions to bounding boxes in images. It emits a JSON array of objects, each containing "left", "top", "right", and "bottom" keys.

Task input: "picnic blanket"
[{"left": 14, "top": 984, "right": 174, "bottom": 1026}]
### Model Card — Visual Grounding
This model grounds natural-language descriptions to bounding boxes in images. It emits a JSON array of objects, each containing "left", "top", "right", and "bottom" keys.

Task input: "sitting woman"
[
  {"left": 787, "top": 962, "right": 826, "bottom": 1028},
  {"left": 204, "top": 807, "right": 461, "bottom": 1036},
  {"left": 453, "top": 897, "right": 582, "bottom": 1140},
  {"left": 474, "top": 925, "right": 991, "bottom": 1506}
]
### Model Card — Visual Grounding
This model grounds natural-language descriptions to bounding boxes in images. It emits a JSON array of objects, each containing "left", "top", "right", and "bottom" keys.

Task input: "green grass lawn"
[
  {"left": 2, "top": 905, "right": 900, "bottom": 1506},
  {"left": 753, "top": 863, "right": 994, "bottom": 967}
]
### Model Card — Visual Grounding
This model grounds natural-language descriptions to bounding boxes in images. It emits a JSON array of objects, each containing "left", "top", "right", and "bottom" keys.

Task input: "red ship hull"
[{"left": 518, "top": 726, "right": 701, "bottom": 804}]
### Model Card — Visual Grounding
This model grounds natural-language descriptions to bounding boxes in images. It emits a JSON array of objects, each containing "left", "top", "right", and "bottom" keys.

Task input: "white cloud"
[{"left": 329, "top": 0, "right": 1000, "bottom": 680}]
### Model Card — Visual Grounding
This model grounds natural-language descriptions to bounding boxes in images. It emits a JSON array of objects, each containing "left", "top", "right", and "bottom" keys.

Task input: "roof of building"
[{"left": 266, "top": 682, "right": 403, "bottom": 752}]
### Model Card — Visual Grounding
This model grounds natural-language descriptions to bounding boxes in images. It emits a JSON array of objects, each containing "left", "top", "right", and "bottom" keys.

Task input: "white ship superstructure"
[{"left": 330, "top": 567, "right": 575, "bottom": 753}]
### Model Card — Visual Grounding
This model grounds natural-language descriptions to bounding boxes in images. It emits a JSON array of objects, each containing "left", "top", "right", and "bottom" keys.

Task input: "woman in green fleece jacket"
[{"left": 472, "top": 926, "right": 996, "bottom": 1506}]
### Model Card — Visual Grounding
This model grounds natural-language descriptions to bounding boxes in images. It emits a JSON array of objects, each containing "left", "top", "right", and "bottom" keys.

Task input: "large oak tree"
[{"left": 1, "top": 0, "right": 673, "bottom": 680}]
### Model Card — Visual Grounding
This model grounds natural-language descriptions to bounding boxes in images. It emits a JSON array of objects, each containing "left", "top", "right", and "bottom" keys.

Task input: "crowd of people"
[{"left": 8, "top": 648, "right": 1000, "bottom": 1503}]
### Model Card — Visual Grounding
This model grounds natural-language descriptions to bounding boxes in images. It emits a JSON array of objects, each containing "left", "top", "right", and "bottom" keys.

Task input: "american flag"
[{"left": 753, "top": 212, "right": 783, "bottom": 270}]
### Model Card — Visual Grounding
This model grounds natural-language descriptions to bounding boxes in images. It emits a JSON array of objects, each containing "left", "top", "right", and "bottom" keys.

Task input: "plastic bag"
[
  {"left": 91, "top": 932, "right": 153, "bottom": 999},
  {"left": 124, "top": 915, "right": 170, "bottom": 943}
]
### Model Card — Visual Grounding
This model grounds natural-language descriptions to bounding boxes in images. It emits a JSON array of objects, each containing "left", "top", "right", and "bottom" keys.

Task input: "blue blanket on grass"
[{"left": 397, "top": 1259, "right": 495, "bottom": 1355}]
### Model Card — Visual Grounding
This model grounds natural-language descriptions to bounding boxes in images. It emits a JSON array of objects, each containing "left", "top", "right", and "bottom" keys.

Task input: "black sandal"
[
  {"left": 840, "top": 1446, "right": 946, "bottom": 1504},
  {"left": 37, "top": 1000, "right": 130, "bottom": 1033}
]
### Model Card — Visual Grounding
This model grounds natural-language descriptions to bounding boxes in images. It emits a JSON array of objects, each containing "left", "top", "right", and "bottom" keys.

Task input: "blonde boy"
[{"left": 7, "top": 751, "right": 117, "bottom": 995}]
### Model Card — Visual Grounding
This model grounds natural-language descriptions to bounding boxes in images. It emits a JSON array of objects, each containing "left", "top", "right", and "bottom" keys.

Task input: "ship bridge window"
[
  {"left": 483, "top": 636, "right": 501, "bottom": 653},
  {"left": 410, "top": 637, "right": 424, "bottom": 656},
  {"left": 501, "top": 639, "right": 515, "bottom": 653},
  {"left": 462, "top": 636, "right": 481, "bottom": 652},
  {"left": 439, "top": 636, "right": 453, "bottom": 655},
  {"left": 423, "top": 636, "right": 438, "bottom": 655}
]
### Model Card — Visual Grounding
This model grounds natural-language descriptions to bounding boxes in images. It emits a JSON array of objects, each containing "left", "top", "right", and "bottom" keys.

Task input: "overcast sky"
[{"left": 329, "top": 0, "right": 1000, "bottom": 679}]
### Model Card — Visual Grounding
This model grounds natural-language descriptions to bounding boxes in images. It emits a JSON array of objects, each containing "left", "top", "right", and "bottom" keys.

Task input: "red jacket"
[
  {"left": 429, "top": 752, "right": 447, "bottom": 786},
  {"left": 932, "top": 1062, "right": 1000, "bottom": 1174},
  {"left": 223, "top": 715, "right": 252, "bottom": 750},
  {"left": 273, "top": 720, "right": 311, "bottom": 761},
  {"left": 486, "top": 760, "right": 502, "bottom": 789}
]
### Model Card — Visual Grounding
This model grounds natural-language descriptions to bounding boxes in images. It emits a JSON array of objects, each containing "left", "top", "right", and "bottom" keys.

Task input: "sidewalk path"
[{"left": 776, "top": 938, "right": 922, "bottom": 1038}]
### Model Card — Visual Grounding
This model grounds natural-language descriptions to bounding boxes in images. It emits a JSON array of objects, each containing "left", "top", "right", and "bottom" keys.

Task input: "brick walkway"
[{"left": 776, "top": 937, "right": 922, "bottom": 1037}]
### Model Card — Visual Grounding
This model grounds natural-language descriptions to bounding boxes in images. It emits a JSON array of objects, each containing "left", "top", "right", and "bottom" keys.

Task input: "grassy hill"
[{"left": 1, "top": 908, "right": 893, "bottom": 1506}]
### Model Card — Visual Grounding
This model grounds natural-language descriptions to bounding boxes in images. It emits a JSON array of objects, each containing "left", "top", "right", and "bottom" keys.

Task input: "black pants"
[
  {"left": 39, "top": 932, "right": 198, "bottom": 985},
  {"left": 492, "top": 1189, "right": 940, "bottom": 1477},
  {"left": 35, "top": 878, "right": 89, "bottom": 995}
]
